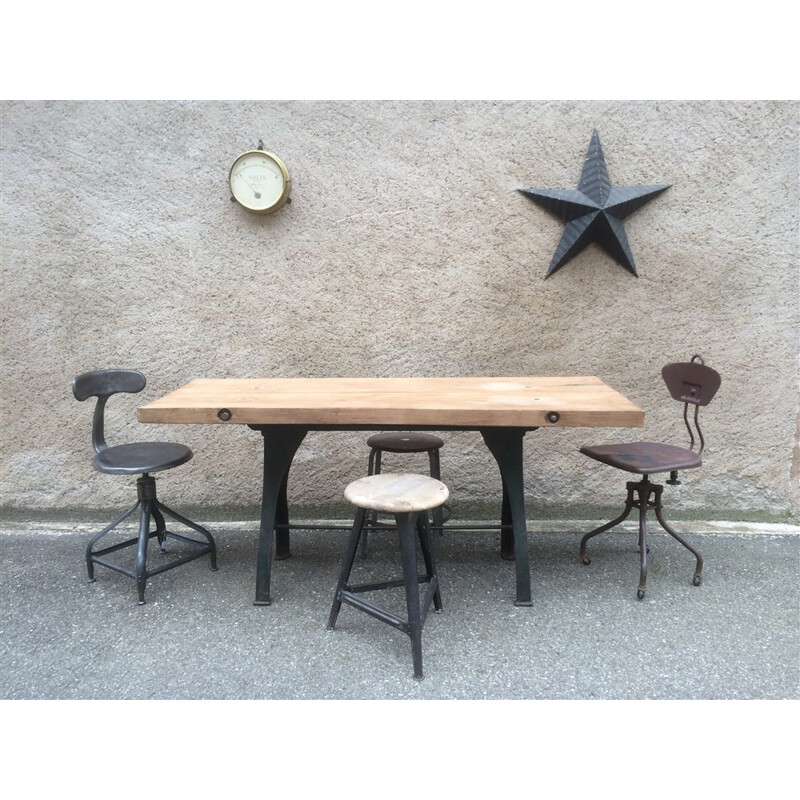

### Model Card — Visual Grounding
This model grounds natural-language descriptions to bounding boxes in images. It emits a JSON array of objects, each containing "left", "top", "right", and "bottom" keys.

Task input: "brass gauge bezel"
[{"left": 228, "top": 150, "right": 291, "bottom": 214}]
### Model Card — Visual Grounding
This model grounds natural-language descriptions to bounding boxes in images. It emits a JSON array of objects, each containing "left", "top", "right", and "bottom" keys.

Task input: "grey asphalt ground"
[{"left": 1, "top": 519, "right": 797, "bottom": 700}]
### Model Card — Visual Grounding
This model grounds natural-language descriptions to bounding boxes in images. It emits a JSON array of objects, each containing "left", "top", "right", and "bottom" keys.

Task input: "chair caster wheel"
[
  {"left": 637, "top": 589, "right": 645, "bottom": 600},
  {"left": 692, "top": 575, "right": 702, "bottom": 586}
]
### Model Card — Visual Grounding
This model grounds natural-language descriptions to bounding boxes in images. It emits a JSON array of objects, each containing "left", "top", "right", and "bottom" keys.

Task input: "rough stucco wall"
[{"left": 1, "top": 100, "right": 798, "bottom": 521}]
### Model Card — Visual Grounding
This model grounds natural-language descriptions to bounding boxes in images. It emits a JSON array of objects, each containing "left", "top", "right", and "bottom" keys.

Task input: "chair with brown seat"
[
  {"left": 72, "top": 369, "right": 217, "bottom": 604},
  {"left": 579, "top": 355, "right": 721, "bottom": 599}
]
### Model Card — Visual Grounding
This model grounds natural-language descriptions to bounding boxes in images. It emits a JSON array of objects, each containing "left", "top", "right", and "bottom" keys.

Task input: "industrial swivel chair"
[
  {"left": 72, "top": 369, "right": 217, "bottom": 604},
  {"left": 579, "top": 355, "right": 721, "bottom": 599}
]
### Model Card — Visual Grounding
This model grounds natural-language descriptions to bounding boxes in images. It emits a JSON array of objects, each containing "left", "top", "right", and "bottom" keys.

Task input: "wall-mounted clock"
[{"left": 228, "top": 150, "right": 291, "bottom": 214}]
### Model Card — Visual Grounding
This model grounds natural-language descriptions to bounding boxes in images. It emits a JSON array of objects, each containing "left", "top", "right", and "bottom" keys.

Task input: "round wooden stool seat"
[
  {"left": 366, "top": 432, "right": 444, "bottom": 453},
  {"left": 345, "top": 473, "right": 449, "bottom": 514}
]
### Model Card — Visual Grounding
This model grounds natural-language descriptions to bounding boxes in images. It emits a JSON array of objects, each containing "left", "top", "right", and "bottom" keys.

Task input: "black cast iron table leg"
[
  {"left": 500, "top": 479, "right": 513, "bottom": 560},
  {"left": 480, "top": 427, "right": 534, "bottom": 607},
  {"left": 275, "top": 470, "right": 291, "bottom": 561},
  {"left": 254, "top": 426, "right": 308, "bottom": 605}
]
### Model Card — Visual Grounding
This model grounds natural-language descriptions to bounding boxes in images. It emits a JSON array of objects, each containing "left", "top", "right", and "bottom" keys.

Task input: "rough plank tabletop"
[{"left": 138, "top": 376, "right": 644, "bottom": 429}]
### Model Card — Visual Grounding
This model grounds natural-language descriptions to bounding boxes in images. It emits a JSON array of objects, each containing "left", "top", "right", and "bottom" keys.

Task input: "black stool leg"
[
  {"left": 428, "top": 449, "right": 444, "bottom": 555},
  {"left": 135, "top": 499, "right": 153, "bottom": 605},
  {"left": 151, "top": 504, "right": 168, "bottom": 552},
  {"left": 397, "top": 511, "right": 424, "bottom": 680},
  {"left": 636, "top": 482, "right": 650, "bottom": 600},
  {"left": 360, "top": 450, "right": 382, "bottom": 559},
  {"left": 328, "top": 507, "right": 367, "bottom": 630},
  {"left": 416, "top": 514, "right": 442, "bottom": 612},
  {"left": 156, "top": 499, "right": 218, "bottom": 571},
  {"left": 86, "top": 500, "right": 140, "bottom": 581},
  {"left": 134, "top": 475, "right": 160, "bottom": 604}
]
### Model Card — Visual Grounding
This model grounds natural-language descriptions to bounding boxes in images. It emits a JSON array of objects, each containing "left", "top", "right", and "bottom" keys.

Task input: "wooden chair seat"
[{"left": 580, "top": 441, "right": 702, "bottom": 474}]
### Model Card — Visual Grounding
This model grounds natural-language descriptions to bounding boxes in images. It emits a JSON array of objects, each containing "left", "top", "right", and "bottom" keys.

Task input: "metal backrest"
[
  {"left": 661, "top": 355, "right": 721, "bottom": 454},
  {"left": 71, "top": 369, "right": 146, "bottom": 453}
]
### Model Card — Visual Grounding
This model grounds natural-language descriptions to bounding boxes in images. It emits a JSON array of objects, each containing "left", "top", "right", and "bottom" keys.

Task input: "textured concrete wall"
[{"left": 1, "top": 100, "right": 798, "bottom": 521}]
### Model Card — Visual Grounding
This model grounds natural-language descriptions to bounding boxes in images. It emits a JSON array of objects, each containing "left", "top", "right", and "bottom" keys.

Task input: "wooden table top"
[{"left": 138, "top": 376, "right": 644, "bottom": 429}]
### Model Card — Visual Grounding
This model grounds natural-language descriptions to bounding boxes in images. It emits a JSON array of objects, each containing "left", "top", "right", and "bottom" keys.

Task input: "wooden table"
[{"left": 138, "top": 376, "right": 643, "bottom": 606}]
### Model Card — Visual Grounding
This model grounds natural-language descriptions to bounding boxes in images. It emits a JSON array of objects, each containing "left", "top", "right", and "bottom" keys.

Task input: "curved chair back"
[
  {"left": 71, "top": 369, "right": 146, "bottom": 454},
  {"left": 661, "top": 355, "right": 721, "bottom": 454}
]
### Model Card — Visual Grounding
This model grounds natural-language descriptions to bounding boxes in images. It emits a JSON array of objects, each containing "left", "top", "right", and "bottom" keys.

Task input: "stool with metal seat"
[
  {"left": 578, "top": 355, "right": 721, "bottom": 599},
  {"left": 360, "top": 432, "right": 446, "bottom": 558},
  {"left": 72, "top": 369, "right": 217, "bottom": 604},
  {"left": 327, "top": 472, "right": 449, "bottom": 680}
]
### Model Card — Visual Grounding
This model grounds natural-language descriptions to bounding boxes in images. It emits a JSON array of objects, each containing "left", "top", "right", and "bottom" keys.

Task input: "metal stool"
[
  {"left": 361, "top": 432, "right": 446, "bottom": 558},
  {"left": 327, "top": 472, "right": 449, "bottom": 680}
]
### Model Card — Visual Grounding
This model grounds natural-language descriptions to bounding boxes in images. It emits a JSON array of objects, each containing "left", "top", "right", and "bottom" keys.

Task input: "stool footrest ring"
[{"left": 338, "top": 575, "right": 440, "bottom": 634}]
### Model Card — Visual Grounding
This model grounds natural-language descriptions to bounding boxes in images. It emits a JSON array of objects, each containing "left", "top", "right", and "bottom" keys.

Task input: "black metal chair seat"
[
  {"left": 72, "top": 369, "right": 217, "bottom": 604},
  {"left": 579, "top": 355, "right": 721, "bottom": 599},
  {"left": 580, "top": 441, "right": 702, "bottom": 474},
  {"left": 93, "top": 441, "right": 193, "bottom": 475}
]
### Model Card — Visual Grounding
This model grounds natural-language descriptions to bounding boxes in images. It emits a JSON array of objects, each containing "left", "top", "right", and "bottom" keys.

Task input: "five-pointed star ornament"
[{"left": 518, "top": 130, "right": 670, "bottom": 278}]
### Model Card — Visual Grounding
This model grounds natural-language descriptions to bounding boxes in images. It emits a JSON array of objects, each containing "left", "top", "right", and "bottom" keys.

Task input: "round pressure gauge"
[{"left": 228, "top": 150, "right": 291, "bottom": 214}]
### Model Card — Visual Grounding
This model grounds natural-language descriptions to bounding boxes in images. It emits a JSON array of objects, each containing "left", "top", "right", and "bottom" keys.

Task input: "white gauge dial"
[{"left": 228, "top": 151, "right": 290, "bottom": 213}]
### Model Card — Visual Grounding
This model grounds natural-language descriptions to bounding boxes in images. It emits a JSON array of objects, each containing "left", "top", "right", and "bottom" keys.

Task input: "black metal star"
[{"left": 519, "top": 130, "right": 670, "bottom": 278}]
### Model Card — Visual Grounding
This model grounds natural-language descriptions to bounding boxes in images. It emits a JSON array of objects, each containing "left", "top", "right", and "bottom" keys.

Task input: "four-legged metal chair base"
[
  {"left": 328, "top": 507, "right": 442, "bottom": 680},
  {"left": 86, "top": 474, "right": 217, "bottom": 604},
  {"left": 579, "top": 475, "right": 703, "bottom": 599}
]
